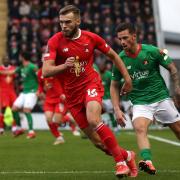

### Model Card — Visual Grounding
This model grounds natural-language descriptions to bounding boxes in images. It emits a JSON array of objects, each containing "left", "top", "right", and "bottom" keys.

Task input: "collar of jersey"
[
  {"left": 71, "top": 29, "right": 81, "bottom": 40},
  {"left": 125, "top": 44, "right": 142, "bottom": 58}
]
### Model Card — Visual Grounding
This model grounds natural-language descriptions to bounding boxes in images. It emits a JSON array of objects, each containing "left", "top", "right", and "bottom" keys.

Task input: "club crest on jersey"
[{"left": 143, "top": 60, "right": 148, "bottom": 65}]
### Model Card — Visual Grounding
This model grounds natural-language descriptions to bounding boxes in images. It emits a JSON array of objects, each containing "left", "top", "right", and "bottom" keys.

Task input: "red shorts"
[
  {"left": 0, "top": 91, "right": 16, "bottom": 108},
  {"left": 67, "top": 79, "right": 104, "bottom": 129},
  {"left": 44, "top": 101, "right": 68, "bottom": 115}
]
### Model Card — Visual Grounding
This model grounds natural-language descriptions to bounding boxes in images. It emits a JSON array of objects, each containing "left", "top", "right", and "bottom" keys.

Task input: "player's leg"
[
  {"left": 86, "top": 100, "right": 136, "bottom": 177},
  {"left": 156, "top": 99, "right": 180, "bottom": 140},
  {"left": 46, "top": 110, "right": 64, "bottom": 145},
  {"left": 12, "top": 94, "right": 24, "bottom": 136},
  {"left": 168, "top": 121, "right": 180, "bottom": 139},
  {"left": 132, "top": 105, "right": 156, "bottom": 175},
  {"left": 23, "top": 93, "right": 37, "bottom": 139},
  {"left": 63, "top": 112, "right": 81, "bottom": 136},
  {"left": 0, "top": 108, "right": 5, "bottom": 135}
]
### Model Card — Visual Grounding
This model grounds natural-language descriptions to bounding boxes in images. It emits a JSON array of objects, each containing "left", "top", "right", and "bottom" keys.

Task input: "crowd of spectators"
[{"left": 7, "top": 0, "right": 156, "bottom": 66}]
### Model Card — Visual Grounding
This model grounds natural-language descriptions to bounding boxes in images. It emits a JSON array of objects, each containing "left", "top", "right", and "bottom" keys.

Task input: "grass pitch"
[{"left": 0, "top": 129, "right": 180, "bottom": 180}]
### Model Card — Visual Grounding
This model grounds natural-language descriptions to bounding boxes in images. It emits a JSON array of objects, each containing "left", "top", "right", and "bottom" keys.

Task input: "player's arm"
[
  {"left": 42, "top": 58, "right": 75, "bottom": 77},
  {"left": 106, "top": 48, "right": 132, "bottom": 95},
  {"left": 156, "top": 47, "right": 180, "bottom": 97},
  {"left": 167, "top": 62, "right": 180, "bottom": 97},
  {"left": 110, "top": 80, "right": 126, "bottom": 127}
]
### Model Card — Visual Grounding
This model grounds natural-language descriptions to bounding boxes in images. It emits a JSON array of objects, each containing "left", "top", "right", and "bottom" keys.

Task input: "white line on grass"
[
  {"left": 126, "top": 132, "right": 180, "bottom": 146},
  {"left": 0, "top": 170, "right": 180, "bottom": 174},
  {"left": 147, "top": 134, "right": 180, "bottom": 146}
]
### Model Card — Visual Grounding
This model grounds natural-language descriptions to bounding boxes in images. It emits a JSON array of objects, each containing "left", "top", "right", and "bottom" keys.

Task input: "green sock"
[
  {"left": 13, "top": 111, "right": 21, "bottom": 126},
  {"left": 140, "top": 149, "right": 152, "bottom": 161},
  {"left": 25, "top": 113, "right": 33, "bottom": 131},
  {"left": 109, "top": 113, "right": 117, "bottom": 128}
]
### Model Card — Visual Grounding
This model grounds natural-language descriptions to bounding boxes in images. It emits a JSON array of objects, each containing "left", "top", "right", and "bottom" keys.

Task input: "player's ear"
[
  {"left": 76, "top": 18, "right": 81, "bottom": 26},
  {"left": 132, "top": 33, "right": 136, "bottom": 41}
]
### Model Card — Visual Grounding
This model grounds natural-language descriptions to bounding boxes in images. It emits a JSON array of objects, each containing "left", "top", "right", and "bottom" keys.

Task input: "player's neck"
[
  {"left": 23, "top": 60, "right": 30, "bottom": 66},
  {"left": 129, "top": 43, "right": 139, "bottom": 54},
  {"left": 71, "top": 28, "right": 81, "bottom": 40}
]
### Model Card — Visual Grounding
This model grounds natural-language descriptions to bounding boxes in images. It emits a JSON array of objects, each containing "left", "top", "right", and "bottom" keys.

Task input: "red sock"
[
  {"left": 95, "top": 123, "right": 128, "bottom": 163},
  {"left": 48, "top": 122, "right": 61, "bottom": 138},
  {"left": 69, "top": 121, "right": 76, "bottom": 132},
  {"left": 0, "top": 114, "right": 4, "bottom": 128},
  {"left": 63, "top": 115, "right": 76, "bottom": 131}
]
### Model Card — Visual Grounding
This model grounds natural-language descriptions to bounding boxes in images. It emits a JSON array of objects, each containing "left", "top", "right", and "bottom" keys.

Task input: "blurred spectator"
[
  {"left": 7, "top": 0, "right": 156, "bottom": 69},
  {"left": 19, "top": 1, "right": 31, "bottom": 17}
]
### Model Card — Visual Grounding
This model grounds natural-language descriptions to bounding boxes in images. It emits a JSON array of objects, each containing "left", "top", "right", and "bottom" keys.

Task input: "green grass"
[{"left": 0, "top": 129, "right": 180, "bottom": 180}]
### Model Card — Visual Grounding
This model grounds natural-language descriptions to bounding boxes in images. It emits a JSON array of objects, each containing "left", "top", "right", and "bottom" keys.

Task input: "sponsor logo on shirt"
[
  {"left": 69, "top": 56, "right": 88, "bottom": 76},
  {"left": 131, "top": 70, "right": 149, "bottom": 80},
  {"left": 73, "top": 56, "right": 81, "bottom": 77}
]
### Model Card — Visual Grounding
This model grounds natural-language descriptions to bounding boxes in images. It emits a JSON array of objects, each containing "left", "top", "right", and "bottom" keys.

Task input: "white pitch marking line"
[
  {"left": 0, "top": 170, "right": 180, "bottom": 174},
  {"left": 0, "top": 171, "right": 112, "bottom": 174},
  {"left": 126, "top": 132, "right": 180, "bottom": 146},
  {"left": 147, "top": 134, "right": 180, "bottom": 146}
]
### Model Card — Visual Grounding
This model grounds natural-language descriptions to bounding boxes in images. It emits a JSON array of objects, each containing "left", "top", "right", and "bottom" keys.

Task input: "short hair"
[
  {"left": 116, "top": 22, "right": 136, "bottom": 34},
  {"left": 59, "top": 5, "right": 80, "bottom": 17},
  {"left": 20, "top": 52, "right": 31, "bottom": 61}
]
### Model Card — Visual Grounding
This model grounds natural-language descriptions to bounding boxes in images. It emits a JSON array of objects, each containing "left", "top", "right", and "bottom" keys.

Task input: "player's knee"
[
  {"left": 134, "top": 125, "right": 147, "bottom": 135},
  {"left": 23, "top": 108, "right": 31, "bottom": 113}
]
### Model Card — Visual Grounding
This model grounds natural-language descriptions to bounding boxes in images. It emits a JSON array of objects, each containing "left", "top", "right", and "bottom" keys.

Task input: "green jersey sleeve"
[{"left": 151, "top": 46, "right": 173, "bottom": 68}]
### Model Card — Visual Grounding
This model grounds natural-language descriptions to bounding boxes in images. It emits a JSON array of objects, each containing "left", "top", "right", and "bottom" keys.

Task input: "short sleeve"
[
  {"left": 93, "top": 33, "right": 110, "bottom": 54},
  {"left": 43, "top": 36, "right": 57, "bottom": 61},
  {"left": 151, "top": 46, "right": 173, "bottom": 68}
]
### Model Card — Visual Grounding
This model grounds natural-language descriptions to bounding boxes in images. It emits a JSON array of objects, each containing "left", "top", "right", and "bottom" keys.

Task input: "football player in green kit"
[
  {"left": 99, "top": 61, "right": 119, "bottom": 133},
  {"left": 12, "top": 52, "right": 38, "bottom": 139},
  {"left": 110, "top": 22, "right": 180, "bottom": 175}
]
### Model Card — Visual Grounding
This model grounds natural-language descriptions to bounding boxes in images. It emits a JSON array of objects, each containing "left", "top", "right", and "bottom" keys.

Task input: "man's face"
[
  {"left": 59, "top": 12, "right": 80, "bottom": 38},
  {"left": 117, "top": 29, "right": 136, "bottom": 51}
]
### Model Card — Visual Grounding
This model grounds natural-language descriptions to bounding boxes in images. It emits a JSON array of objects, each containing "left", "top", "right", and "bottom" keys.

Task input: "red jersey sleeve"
[
  {"left": 92, "top": 33, "right": 110, "bottom": 54},
  {"left": 43, "top": 35, "right": 58, "bottom": 61}
]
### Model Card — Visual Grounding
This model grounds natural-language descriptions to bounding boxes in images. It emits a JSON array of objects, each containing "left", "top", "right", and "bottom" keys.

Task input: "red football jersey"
[
  {"left": 43, "top": 30, "right": 110, "bottom": 105},
  {"left": 0, "top": 65, "right": 16, "bottom": 92},
  {"left": 37, "top": 69, "right": 64, "bottom": 104}
]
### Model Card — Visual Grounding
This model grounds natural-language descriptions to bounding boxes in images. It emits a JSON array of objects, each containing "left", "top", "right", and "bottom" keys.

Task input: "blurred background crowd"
[{"left": 7, "top": 0, "right": 156, "bottom": 67}]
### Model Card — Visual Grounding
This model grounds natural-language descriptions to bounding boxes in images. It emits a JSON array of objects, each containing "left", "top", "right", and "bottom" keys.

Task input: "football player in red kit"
[
  {"left": 0, "top": 55, "right": 22, "bottom": 136},
  {"left": 37, "top": 68, "right": 80, "bottom": 145},
  {"left": 42, "top": 5, "right": 137, "bottom": 177}
]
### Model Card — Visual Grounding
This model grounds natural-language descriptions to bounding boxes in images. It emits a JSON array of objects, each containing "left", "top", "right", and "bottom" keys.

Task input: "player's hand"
[
  {"left": 60, "top": 94, "right": 66, "bottom": 102},
  {"left": 120, "top": 78, "right": 132, "bottom": 96},
  {"left": 64, "top": 57, "right": 75, "bottom": 68},
  {"left": 114, "top": 108, "right": 126, "bottom": 127}
]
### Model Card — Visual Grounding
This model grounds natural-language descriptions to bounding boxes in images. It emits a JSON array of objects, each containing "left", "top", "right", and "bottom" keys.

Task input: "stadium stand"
[{"left": 7, "top": 0, "right": 156, "bottom": 66}]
